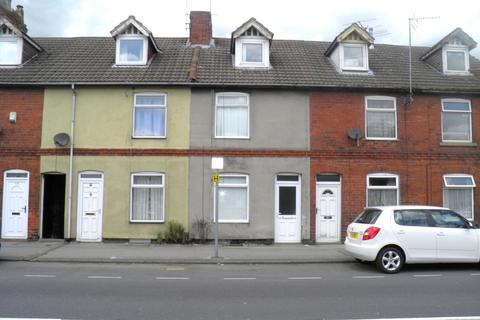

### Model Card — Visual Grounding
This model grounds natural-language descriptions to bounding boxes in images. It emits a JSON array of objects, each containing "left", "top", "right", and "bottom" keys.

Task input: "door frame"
[
  {"left": 40, "top": 172, "right": 66, "bottom": 239},
  {"left": 315, "top": 179, "right": 342, "bottom": 243},
  {"left": 76, "top": 171, "right": 104, "bottom": 242},
  {"left": 1, "top": 169, "right": 30, "bottom": 239},
  {"left": 274, "top": 174, "right": 301, "bottom": 243}
]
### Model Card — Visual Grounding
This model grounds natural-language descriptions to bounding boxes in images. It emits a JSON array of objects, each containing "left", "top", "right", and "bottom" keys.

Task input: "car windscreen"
[{"left": 353, "top": 208, "right": 383, "bottom": 224}]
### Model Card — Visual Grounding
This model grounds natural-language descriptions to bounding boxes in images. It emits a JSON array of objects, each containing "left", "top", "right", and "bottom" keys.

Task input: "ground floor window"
[
  {"left": 130, "top": 173, "right": 165, "bottom": 222},
  {"left": 443, "top": 174, "right": 475, "bottom": 220},
  {"left": 217, "top": 174, "right": 248, "bottom": 222},
  {"left": 367, "top": 173, "right": 399, "bottom": 206}
]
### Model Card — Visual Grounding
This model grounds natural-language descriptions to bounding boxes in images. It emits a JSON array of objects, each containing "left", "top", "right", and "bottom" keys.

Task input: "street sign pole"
[
  {"left": 211, "top": 157, "right": 223, "bottom": 259},
  {"left": 213, "top": 174, "right": 219, "bottom": 258}
]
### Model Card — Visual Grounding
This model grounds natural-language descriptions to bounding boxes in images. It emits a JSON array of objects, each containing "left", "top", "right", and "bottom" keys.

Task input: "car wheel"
[{"left": 376, "top": 247, "right": 404, "bottom": 274}]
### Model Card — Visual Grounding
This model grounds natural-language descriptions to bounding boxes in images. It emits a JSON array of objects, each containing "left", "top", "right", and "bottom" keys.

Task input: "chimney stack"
[
  {"left": 15, "top": 5, "right": 23, "bottom": 23},
  {"left": 189, "top": 11, "right": 213, "bottom": 47}
]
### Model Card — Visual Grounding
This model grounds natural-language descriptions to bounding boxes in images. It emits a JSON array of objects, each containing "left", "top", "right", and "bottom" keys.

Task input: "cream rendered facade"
[{"left": 40, "top": 87, "right": 190, "bottom": 240}]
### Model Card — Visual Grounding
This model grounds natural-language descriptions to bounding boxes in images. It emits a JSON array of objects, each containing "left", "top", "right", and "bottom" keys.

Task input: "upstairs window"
[
  {"left": 443, "top": 47, "right": 469, "bottom": 74},
  {"left": 367, "top": 174, "right": 399, "bottom": 207},
  {"left": 341, "top": 43, "right": 368, "bottom": 71},
  {"left": 235, "top": 38, "right": 269, "bottom": 68},
  {"left": 443, "top": 174, "right": 475, "bottom": 220},
  {"left": 441, "top": 99, "right": 471, "bottom": 142},
  {"left": 215, "top": 93, "right": 249, "bottom": 138},
  {"left": 116, "top": 36, "right": 147, "bottom": 65},
  {"left": 365, "top": 96, "right": 397, "bottom": 140},
  {"left": 0, "top": 37, "right": 22, "bottom": 65},
  {"left": 133, "top": 94, "right": 167, "bottom": 138}
]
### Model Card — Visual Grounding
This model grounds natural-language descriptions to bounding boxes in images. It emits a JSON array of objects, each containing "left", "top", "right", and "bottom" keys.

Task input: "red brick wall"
[
  {"left": 310, "top": 92, "right": 480, "bottom": 240},
  {"left": 0, "top": 88, "right": 43, "bottom": 239}
]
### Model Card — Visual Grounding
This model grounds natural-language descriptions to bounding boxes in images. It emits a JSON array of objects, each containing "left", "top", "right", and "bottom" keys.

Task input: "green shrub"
[{"left": 158, "top": 221, "right": 186, "bottom": 244}]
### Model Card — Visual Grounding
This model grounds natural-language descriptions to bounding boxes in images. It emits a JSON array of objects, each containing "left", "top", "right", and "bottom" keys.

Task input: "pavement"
[{"left": 0, "top": 240, "right": 354, "bottom": 264}]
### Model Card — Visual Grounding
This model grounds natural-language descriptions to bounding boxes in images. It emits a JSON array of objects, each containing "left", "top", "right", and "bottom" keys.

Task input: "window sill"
[
  {"left": 440, "top": 142, "right": 477, "bottom": 147},
  {"left": 215, "top": 136, "right": 250, "bottom": 140},
  {"left": 217, "top": 221, "right": 249, "bottom": 224},
  {"left": 132, "top": 136, "right": 167, "bottom": 139},
  {"left": 130, "top": 220, "right": 165, "bottom": 224},
  {"left": 365, "top": 138, "right": 398, "bottom": 141}
]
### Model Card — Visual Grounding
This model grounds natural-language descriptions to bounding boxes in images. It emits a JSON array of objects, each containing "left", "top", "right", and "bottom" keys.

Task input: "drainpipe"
[{"left": 67, "top": 83, "right": 77, "bottom": 239}]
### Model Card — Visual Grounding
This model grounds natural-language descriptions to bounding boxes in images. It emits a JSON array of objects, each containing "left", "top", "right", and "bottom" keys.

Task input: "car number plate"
[{"left": 350, "top": 232, "right": 359, "bottom": 239}]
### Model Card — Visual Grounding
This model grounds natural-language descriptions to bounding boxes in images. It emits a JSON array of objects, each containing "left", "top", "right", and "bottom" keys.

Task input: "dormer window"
[
  {"left": 325, "top": 23, "right": 374, "bottom": 73},
  {"left": 110, "top": 16, "right": 160, "bottom": 67},
  {"left": 231, "top": 18, "right": 274, "bottom": 69},
  {"left": 443, "top": 46, "right": 469, "bottom": 74},
  {"left": 341, "top": 43, "right": 367, "bottom": 70},
  {"left": 0, "top": 36, "right": 22, "bottom": 65},
  {"left": 116, "top": 36, "right": 147, "bottom": 65}
]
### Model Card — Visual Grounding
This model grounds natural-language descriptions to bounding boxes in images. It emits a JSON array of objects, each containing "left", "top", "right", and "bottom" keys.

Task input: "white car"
[{"left": 344, "top": 205, "right": 480, "bottom": 273}]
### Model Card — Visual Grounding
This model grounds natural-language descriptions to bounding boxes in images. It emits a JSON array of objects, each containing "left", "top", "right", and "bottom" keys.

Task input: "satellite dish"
[
  {"left": 53, "top": 133, "right": 70, "bottom": 147},
  {"left": 347, "top": 128, "right": 363, "bottom": 147}
]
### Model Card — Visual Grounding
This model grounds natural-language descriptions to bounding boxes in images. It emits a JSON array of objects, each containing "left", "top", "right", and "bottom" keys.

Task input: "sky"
[{"left": 12, "top": 0, "right": 480, "bottom": 58}]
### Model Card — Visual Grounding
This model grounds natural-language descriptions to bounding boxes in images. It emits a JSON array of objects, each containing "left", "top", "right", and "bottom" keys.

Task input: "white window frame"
[
  {"left": 442, "top": 46, "right": 469, "bottom": 74},
  {"left": 234, "top": 37, "right": 269, "bottom": 68},
  {"left": 132, "top": 93, "right": 167, "bottom": 139},
  {"left": 214, "top": 92, "right": 250, "bottom": 139},
  {"left": 0, "top": 36, "right": 23, "bottom": 65},
  {"left": 130, "top": 172, "right": 165, "bottom": 223},
  {"left": 215, "top": 174, "right": 249, "bottom": 223},
  {"left": 366, "top": 173, "right": 399, "bottom": 207},
  {"left": 441, "top": 98, "right": 472, "bottom": 143},
  {"left": 115, "top": 35, "right": 148, "bottom": 66},
  {"left": 443, "top": 174, "right": 475, "bottom": 221},
  {"left": 365, "top": 96, "right": 397, "bottom": 140},
  {"left": 340, "top": 43, "right": 368, "bottom": 71}
]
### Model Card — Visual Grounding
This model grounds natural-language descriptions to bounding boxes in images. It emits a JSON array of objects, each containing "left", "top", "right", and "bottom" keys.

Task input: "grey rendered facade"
[{"left": 189, "top": 89, "right": 311, "bottom": 240}]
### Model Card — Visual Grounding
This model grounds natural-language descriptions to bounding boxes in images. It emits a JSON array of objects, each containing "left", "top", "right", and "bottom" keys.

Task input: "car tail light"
[{"left": 362, "top": 227, "right": 381, "bottom": 240}]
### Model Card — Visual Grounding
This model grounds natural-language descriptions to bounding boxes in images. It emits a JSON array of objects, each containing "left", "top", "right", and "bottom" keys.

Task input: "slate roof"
[{"left": 1, "top": 36, "right": 480, "bottom": 94}]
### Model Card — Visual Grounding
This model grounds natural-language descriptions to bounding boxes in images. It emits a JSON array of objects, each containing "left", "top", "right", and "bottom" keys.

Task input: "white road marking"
[
  {"left": 166, "top": 267, "right": 185, "bottom": 271},
  {"left": 288, "top": 277, "right": 322, "bottom": 280},
  {"left": 0, "top": 318, "right": 62, "bottom": 320},
  {"left": 87, "top": 275, "right": 122, "bottom": 279},
  {"left": 470, "top": 273, "right": 480, "bottom": 276},
  {"left": 24, "top": 274, "right": 56, "bottom": 278},
  {"left": 352, "top": 275, "right": 385, "bottom": 279},
  {"left": 413, "top": 274, "right": 442, "bottom": 278},
  {"left": 155, "top": 277, "right": 190, "bottom": 280},
  {"left": 224, "top": 277, "right": 256, "bottom": 280},
  {"left": 347, "top": 316, "right": 480, "bottom": 320}
]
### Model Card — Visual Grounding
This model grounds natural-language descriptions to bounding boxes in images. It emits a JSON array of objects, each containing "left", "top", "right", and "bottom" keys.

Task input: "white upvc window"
[
  {"left": 116, "top": 35, "right": 148, "bottom": 65},
  {"left": 0, "top": 36, "right": 23, "bottom": 65},
  {"left": 216, "top": 174, "right": 249, "bottom": 223},
  {"left": 443, "top": 174, "right": 475, "bottom": 220},
  {"left": 441, "top": 99, "right": 472, "bottom": 143},
  {"left": 235, "top": 37, "right": 269, "bottom": 68},
  {"left": 133, "top": 93, "right": 167, "bottom": 138},
  {"left": 365, "top": 96, "right": 397, "bottom": 140},
  {"left": 340, "top": 43, "right": 368, "bottom": 71},
  {"left": 367, "top": 173, "right": 399, "bottom": 206},
  {"left": 443, "top": 46, "right": 469, "bottom": 74},
  {"left": 215, "top": 92, "right": 249, "bottom": 139},
  {"left": 130, "top": 173, "right": 165, "bottom": 223}
]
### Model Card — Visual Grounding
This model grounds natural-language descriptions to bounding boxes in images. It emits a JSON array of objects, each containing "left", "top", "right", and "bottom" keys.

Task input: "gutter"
[{"left": 67, "top": 83, "right": 77, "bottom": 240}]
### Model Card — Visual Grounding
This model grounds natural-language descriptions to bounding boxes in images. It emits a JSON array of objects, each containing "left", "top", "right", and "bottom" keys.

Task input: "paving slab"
[
  {"left": 0, "top": 240, "right": 66, "bottom": 261},
  {"left": 32, "top": 242, "right": 355, "bottom": 264}
]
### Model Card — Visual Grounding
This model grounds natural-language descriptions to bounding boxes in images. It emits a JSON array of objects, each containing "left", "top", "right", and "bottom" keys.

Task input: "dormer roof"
[
  {"left": 324, "top": 23, "right": 374, "bottom": 56},
  {"left": 0, "top": 5, "right": 42, "bottom": 52},
  {"left": 110, "top": 15, "right": 160, "bottom": 53},
  {"left": 421, "top": 27, "right": 477, "bottom": 61},
  {"left": 230, "top": 17, "right": 274, "bottom": 53}
]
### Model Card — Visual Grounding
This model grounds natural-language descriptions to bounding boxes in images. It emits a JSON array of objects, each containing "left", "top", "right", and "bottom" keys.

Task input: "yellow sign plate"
[{"left": 212, "top": 174, "right": 219, "bottom": 183}]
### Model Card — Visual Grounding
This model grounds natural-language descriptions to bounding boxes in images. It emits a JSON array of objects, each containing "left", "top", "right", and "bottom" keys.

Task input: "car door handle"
[{"left": 437, "top": 232, "right": 446, "bottom": 237}]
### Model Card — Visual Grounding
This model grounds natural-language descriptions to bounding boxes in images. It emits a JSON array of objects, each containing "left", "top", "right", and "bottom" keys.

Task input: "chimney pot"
[
  {"left": 15, "top": 4, "right": 24, "bottom": 22},
  {"left": 189, "top": 11, "right": 212, "bottom": 47}
]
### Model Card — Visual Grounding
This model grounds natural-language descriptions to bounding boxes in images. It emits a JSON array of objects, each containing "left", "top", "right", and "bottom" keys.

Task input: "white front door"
[
  {"left": 2, "top": 170, "right": 29, "bottom": 239},
  {"left": 316, "top": 183, "right": 341, "bottom": 243},
  {"left": 274, "top": 175, "right": 301, "bottom": 243},
  {"left": 77, "top": 172, "right": 103, "bottom": 242}
]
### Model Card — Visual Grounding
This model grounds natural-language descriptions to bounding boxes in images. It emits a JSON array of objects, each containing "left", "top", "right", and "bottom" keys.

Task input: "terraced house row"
[{"left": 1, "top": 1, "right": 479, "bottom": 243}]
